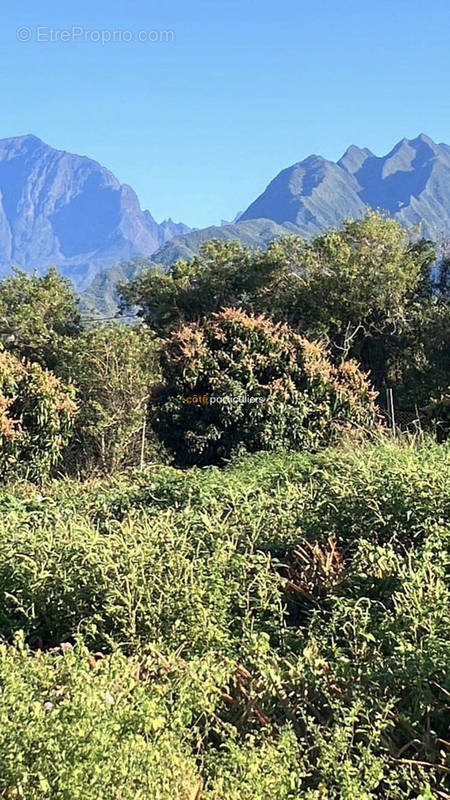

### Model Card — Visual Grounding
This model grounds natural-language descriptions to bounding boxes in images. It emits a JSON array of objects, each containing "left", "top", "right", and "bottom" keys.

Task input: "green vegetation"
[
  {"left": 0, "top": 348, "right": 76, "bottom": 481},
  {"left": 0, "top": 267, "right": 82, "bottom": 369},
  {"left": 57, "top": 324, "right": 162, "bottom": 475},
  {"left": 0, "top": 211, "right": 449, "bottom": 796},
  {"left": 0, "top": 212, "right": 446, "bottom": 480},
  {"left": 121, "top": 213, "right": 446, "bottom": 403},
  {"left": 0, "top": 441, "right": 449, "bottom": 797},
  {"left": 156, "top": 308, "right": 378, "bottom": 465}
]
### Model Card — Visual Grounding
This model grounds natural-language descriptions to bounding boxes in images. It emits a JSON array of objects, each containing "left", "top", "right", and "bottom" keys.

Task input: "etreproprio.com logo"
[{"left": 17, "top": 26, "right": 175, "bottom": 44}]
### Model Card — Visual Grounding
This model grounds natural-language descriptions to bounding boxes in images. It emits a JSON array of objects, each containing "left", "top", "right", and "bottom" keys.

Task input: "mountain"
[
  {"left": 0, "top": 135, "right": 189, "bottom": 289},
  {"left": 239, "top": 134, "right": 450, "bottom": 241},
  {"left": 238, "top": 155, "right": 364, "bottom": 235},
  {"left": 139, "top": 133, "right": 450, "bottom": 274},
  {"left": 159, "top": 218, "right": 192, "bottom": 240}
]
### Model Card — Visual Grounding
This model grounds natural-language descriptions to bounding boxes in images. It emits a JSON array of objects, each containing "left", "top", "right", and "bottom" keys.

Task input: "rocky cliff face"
[{"left": 0, "top": 135, "right": 188, "bottom": 288}]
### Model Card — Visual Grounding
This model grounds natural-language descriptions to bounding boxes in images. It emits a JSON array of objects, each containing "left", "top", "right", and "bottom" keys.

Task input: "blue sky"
[{"left": 3, "top": 0, "right": 450, "bottom": 228}]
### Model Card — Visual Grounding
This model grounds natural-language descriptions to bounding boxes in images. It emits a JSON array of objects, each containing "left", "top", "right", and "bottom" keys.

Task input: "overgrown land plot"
[
  {"left": 0, "top": 212, "right": 449, "bottom": 798},
  {"left": 0, "top": 440, "right": 448, "bottom": 799}
]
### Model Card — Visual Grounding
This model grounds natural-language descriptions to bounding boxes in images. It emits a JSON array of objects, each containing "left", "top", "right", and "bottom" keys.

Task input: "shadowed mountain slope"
[{"left": 0, "top": 135, "right": 189, "bottom": 289}]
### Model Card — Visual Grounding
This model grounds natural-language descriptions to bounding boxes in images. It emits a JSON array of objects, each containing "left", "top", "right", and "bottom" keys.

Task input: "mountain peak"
[
  {"left": 340, "top": 144, "right": 373, "bottom": 159},
  {"left": 0, "top": 133, "right": 45, "bottom": 147},
  {"left": 0, "top": 134, "right": 46, "bottom": 156},
  {"left": 406, "top": 133, "right": 445, "bottom": 158},
  {"left": 240, "top": 133, "right": 450, "bottom": 238},
  {"left": 1, "top": 133, "right": 42, "bottom": 143},
  {"left": 299, "top": 153, "right": 328, "bottom": 167},
  {"left": 0, "top": 135, "right": 189, "bottom": 288},
  {"left": 338, "top": 145, "right": 373, "bottom": 174},
  {"left": 391, "top": 133, "right": 440, "bottom": 155},
  {"left": 410, "top": 133, "right": 435, "bottom": 146}
]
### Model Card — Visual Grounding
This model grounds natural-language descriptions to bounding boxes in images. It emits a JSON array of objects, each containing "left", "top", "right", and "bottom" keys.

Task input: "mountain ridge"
[{"left": 238, "top": 133, "right": 450, "bottom": 240}]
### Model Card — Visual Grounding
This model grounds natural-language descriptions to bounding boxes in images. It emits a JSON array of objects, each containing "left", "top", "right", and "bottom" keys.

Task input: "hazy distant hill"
[
  {"left": 148, "top": 218, "right": 300, "bottom": 267},
  {"left": 0, "top": 135, "right": 189, "bottom": 289},
  {"left": 79, "top": 256, "right": 154, "bottom": 318},
  {"left": 80, "top": 220, "right": 298, "bottom": 316}
]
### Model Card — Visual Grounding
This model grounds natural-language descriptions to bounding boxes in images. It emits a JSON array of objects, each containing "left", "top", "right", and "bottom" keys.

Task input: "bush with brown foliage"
[
  {"left": 0, "top": 348, "right": 76, "bottom": 481},
  {"left": 155, "top": 308, "right": 379, "bottom": 465}
]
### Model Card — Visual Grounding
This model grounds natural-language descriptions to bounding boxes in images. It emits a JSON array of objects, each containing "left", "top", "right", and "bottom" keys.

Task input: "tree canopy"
[
  {"left": 0, "top": 267, "right": 82, "bottom": 368},
  {"left": 120, "top": 212, "right": 437, "bottom": 392}
]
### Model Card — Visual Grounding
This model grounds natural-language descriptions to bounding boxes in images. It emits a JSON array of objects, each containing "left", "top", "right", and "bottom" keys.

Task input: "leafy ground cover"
[{"left": 0, "top": 438, "right": 449, "bottom": 798}]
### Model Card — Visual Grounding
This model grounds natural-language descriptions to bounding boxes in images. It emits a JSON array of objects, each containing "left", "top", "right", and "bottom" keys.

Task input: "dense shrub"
[
  {"left": 422, "top": 392, "right": 450, "bottom": 441},
  {"left": 0, "top": 349, "right": 76, "bottom": 481},
  {"left": 0, "top": 441, "right": 449, "bottom": 797},
  {"left": 0, "top": 641, "right": 201, "bottom": 800},
  {"left": 155, "top": 308, "right": 379, "bottom": 465},
  {"left": 0, "top": 439, "right": 448, "bottom": 650},
  {"left": 57, "top": 324, "right": 163, "bottom": 474}
]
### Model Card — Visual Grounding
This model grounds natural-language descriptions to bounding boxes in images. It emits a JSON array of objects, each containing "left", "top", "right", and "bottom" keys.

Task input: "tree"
[
  {"left": 119, "top": 213, "right": 435, "bottom": 392},
  {"left": 118, "top": 239, "right": 292, "bottom": 334},
  {"left": 154, "top": 308, "right": 379, "bottom": 466},
  {"left": 391, "top": 298, "right": 450, "bottom": 408},
  {"left": 57, "top": 324, "right": 161, "bottom": 474},
  {"left": 387, "top": 235, "right": 450, "bottom": 411},
  {"left": 0, "top": 268, "right": 82, "bottom": 369},
  {"left": 0, "top": 348, "right": 76, "bottom": 481},
  {"left": 280, "top": 215, "right": 434, "bottom": 341},
  {"left": 259, "top": 215, "right": 435, "bottom": 393}
]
